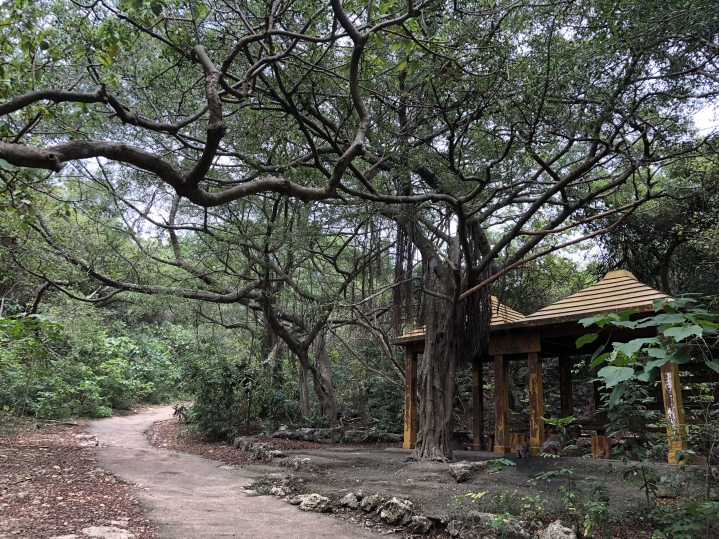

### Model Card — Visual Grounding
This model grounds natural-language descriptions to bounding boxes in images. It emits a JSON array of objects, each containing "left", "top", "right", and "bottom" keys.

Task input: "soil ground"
[
  {"left": 148, "top": 414, "right": 715, "bottom": 539},
  {"left": 0, "top": 419, "right": 155, "bottom": 539}
]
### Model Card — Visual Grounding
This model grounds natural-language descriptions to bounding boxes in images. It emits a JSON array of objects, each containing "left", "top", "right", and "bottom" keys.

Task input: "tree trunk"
[
  {"left": 299, "top": 360, "right": 310, "bottom": 417},
  {"left": 411, "top": 275, "right": 458, "bottom": 461},
  {"left": 297, "top": 348, "right": 338, "bottom": 427},
  {"left": 314, "top": 331, "right": 338, "bottom": 427}
]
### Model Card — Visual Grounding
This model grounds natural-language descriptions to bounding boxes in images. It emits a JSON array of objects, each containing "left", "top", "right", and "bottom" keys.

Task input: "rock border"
[
  {"left": 245, "top": 472, "right": 579, "bottom": 539},
  {"left": 269, "top": 427, "right": 402, "bottom": 444}
]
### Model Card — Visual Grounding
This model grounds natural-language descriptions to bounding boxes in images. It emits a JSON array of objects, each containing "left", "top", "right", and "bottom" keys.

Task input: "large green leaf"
[
  {"left": 645, "top": 347, "right": 667, "bottom": 359},
  {"left": 589, "top": 351, "right": 610, "bottom": 369},
  {"left": 612, "top": 338, "right": 659, "bottom": 357},
  {"left": 575, "top": 333, "right": 598, "bottom": 348},
  {"left": 579, "top": 315, "right": 606, "bottom": 328},
  {"left": 653, "top": 313, "right": 686, "bottom": 325},
  {"left": 636, "top": 369, "right": 659, "bottom": 383},
  {"left": 644, "top": 358, "right": 669, "bottom": 372},
  {"left": 667, "top": 348, "right": 692, "bottom": 364},
  {"left": 597, "top": 365, "right": 635, "bottom": 387},
  {"left": 652, "top": 297, "right": 668, "bottom": 311},
  {"left": 610, "top": 320, "right": 638, "bottom": 329},
  {"left": 617, "top": 310, "right": 637, "bottom": 322},
  {"left": 663, "top": 325, "right": 703, "bottom": 341},
  {"left": 608, "top": 383, "right": 628, "bottom": 408}
]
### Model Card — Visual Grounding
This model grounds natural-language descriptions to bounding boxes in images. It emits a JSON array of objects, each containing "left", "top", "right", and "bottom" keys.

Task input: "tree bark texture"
[
  {"left": 411, "top": 274, "right": 457, "bottom": 461},
  {"left": 296, "top": 348, "right": 338, "bottom": 428},
  {"left": 298, "top": 359, "right": 310, "bottom": 417},
  {"left": 314, "top": 331, "right": 338, "bottom": 427}
]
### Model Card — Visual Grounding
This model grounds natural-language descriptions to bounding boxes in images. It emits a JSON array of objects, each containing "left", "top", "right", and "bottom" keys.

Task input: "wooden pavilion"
[{"left": 390, "top": 270, "right": 715, "bottom": 463}]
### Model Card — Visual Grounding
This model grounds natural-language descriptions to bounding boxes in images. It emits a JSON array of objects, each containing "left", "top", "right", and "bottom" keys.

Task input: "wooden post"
[
  {"left": 472, "top": 358, "right": 484, "bottom": 450},
  {"left": 592, "top": 380, "right": 607, "bottom": 433},
  {"left": 509, "top": 433, "right": 528, "bottom": 452},
  {"left": 403, "top": 347, "right": 418, "bottom": 449},
  {"left": 660, "top": 361, "right": 686, "bottom": 463},
  {"left": 591, "top": 435, "right": 611, "bottom": 458},
  {"left": 493, "top": 354, "right": 510, "bottom": 454},
  {"left": 528, "top": 352, "right": 544, "bottom": 456},
  {"left": 559, "top": 356, "right": 573, "bottom": 418}
]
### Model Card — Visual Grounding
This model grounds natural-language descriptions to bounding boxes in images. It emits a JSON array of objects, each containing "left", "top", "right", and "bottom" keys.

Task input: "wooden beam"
[
  {"left": 472, "top": 358, "right": 484, "bottom": 450},
  {"left": 678, "top": 362, "right": 717, "bottom": 373},
  {"left": 403, "top": 347, "right": 418, "bottom": 450},
  {"left": 489, "top": 331, "right": 541, "bottom": 355},
  {"left": 678, "top": 374, "right": 718, "bottom": 384},
  {"left": 494, "top": 354, "right": 510, "bottom": 454},
  {"left": 559, "top": 356, "right": 573, "bottom": 418},
  {"left": 528, "top": 352, "right": 544, "bottom": 456},
  {"left": 660, "top": 361, "right": 686, "bottom": 464}
]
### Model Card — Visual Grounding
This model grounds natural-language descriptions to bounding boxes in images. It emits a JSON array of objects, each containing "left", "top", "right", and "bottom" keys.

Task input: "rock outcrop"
[
  {"left": 271, "top": 427, "right": 401, "bottom": 444},
  {"left": 342, "top": 430, "right": 378, "bottom": 444},
  {"left": 297, "top": 493, "right": 332, "bottom": 513},
  {"left": 339, "top": 492, "right": 361, "bottom": 509},
  {"left": 448, "top": 460, "right": 489, "bottom": 483},
  {"left": 447, "top": 511, "right": 530, "bottom": 539},
  {"left": 360, "top": 494, "right": 382, "bottom": 512},
  {"left": 379, "top": 497, "right": 414, "bottom": 526},
  {"left": 408, "top": 515, "right": 433, "bottom": 534},
  {"left": 249, "top": 442, "right": 279, "bottom": 463},
  {"left": 534, "top": 520, "right": 577, "bottom": 539},
  {"left": 232, "top": 436, "right": 258, "bottom": 451},
  {"left": 271, "top": 427, "right": 343, "bottom": 444}
]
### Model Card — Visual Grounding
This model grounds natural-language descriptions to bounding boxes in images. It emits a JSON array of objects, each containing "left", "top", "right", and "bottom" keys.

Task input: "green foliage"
[
  {"left": 593, "top": 149, "right": 719, "bottom": 298},
  {"left": 619, "top": 439, "right": 674, "bottom": 510},
  {"left": 555, "top": 466, "right": 580, "bottom": 514},
  {"left": 465, "top": 489, "right": 523, "bottom": 516},
  {"left": 0, "top": 308, "right": 184, "bottom": 419},
  {"left": 179, "top": 352, "right": 255, "bottom": 440},
  {"left": 487, "top": 458, "right": 516, "bottom": 471},
  {"left": 542, "top": 415, "right": 580, "bottom": 452},
  {"left": 364, "top": 376, "right": 403, "bottom": 433},
  {"left": 578, "top": 297, "right": 718, "bottom": 407},
  {"left": 580, "top": 470, "right": 612, "bottom": 538},
  {"left": 673, "top": 405, "right": 719, "bottom": 502},
  {"left": 459, "top": 488, "right": 546, "bottom": 526},
  {"left": 650, "top": 499, "right": 719, "bottom": 539},
  {"left": 532, "top": 466, "right": 613, "bottom": 537},
  {"left": 178, "top": 338, "right": 302, "bottom": 440}
]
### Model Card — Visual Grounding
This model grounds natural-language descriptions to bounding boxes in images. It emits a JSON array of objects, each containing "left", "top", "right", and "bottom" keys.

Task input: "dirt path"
[{"left": 88, "top": 406, "right": 382, "bottom": 539}]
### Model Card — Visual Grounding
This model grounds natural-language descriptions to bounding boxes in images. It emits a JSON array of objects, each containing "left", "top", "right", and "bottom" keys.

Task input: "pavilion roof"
[
  {"left": 517, "top": 270, "right": 667, "bottom": 327},
  {"left": 389, "top": 296, "right": 524, "bottom": 344}
]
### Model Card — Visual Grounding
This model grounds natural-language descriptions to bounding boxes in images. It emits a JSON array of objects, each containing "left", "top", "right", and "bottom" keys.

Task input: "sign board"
[{"left": 488, "top": 332, "right": 541, "bottom": 354}]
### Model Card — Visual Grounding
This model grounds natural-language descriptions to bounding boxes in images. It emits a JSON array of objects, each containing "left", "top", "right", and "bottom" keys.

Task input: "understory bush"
[
  {"left": 0, "top": 312, "right": 184, "bottom": 418},
  {"left": 178, "top": 342, "right": 299, "bottom": 440},
  {"left": 364, "top": 376, "right": 403, "bottom": 433}
]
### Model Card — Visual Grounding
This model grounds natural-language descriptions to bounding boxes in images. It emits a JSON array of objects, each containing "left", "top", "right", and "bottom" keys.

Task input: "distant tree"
[{"left": 592, "top": 147, "right": 719, "bottom": 296}]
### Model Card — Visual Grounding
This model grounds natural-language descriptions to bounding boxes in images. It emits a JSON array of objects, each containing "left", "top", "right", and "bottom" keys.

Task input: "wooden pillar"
[
  {"left": 591, "top": 435, "right": 611, "bottom": 458},
  {"left": 493, "top": 354, "right": 510, "bottom": 454},
  {"left": 660, "top": 361, "right": 686, "bottom": 463},
  {"left": 528, "top": 352, "right": 544, "bottom": 456},
  {"left": 472, "top": 358, "right": 484, "bottom": 450},
  {"left": 403, "top": 347, "right": 418, "bottom": 449},
  {"left": 559, "top": 356, "right": 573, "bottom": 418},
  {"left": 592, "top": 380, "right": 607, "bottom": 433}
]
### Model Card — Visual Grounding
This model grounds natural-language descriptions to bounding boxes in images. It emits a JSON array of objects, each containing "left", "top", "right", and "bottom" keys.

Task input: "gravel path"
[{"left": 88, "top": 406, "right": 382, "bottom": 539}]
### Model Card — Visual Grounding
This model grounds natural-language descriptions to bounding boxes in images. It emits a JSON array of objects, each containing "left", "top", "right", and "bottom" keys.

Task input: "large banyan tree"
[{"left": 0, "top": 0, "right": 716, "bottom": 459}]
